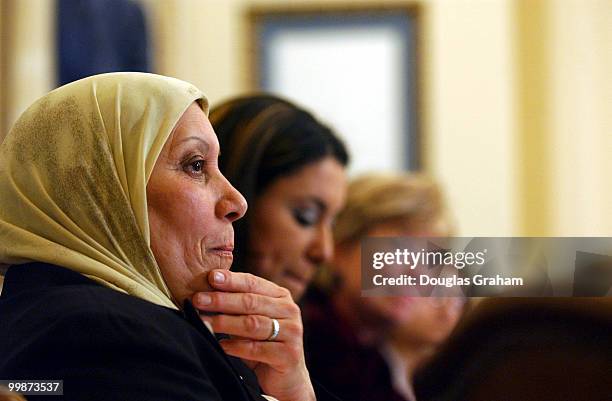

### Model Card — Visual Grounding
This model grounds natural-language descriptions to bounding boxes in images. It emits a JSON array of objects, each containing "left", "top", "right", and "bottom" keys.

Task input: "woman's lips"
[
  {"left": 208, "top": 246, "right": 234, "bottom": 258},
  {"left": 282, "top": 270, "right": 309, "bottom": 293}
]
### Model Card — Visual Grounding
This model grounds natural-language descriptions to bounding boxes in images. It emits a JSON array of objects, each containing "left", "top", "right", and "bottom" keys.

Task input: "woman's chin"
[
  {"left": 279, "top": 276, "right": 307, "bottom": 300},
  {"left": 206, "top": 252, "right": 234, "bottom": 270}
]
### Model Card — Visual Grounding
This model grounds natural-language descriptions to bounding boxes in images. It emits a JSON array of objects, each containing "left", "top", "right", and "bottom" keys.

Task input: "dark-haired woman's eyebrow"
[{"left": 302, "top": 197, "right": 326, "bottom": 213}]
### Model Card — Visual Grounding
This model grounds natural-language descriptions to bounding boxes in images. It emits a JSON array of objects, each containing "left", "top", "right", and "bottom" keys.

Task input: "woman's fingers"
[
  {"left": 193, "top": 290, "right": 300, "bottom": 319},
  {"left": 207, "top": 270, "right": 290, "bottom": 298},
  {"left": 192, "top": 272, "right": 312, "bottom": 400},
  {"left": 203, "top": 314, "right": 301, "bottom": 342},
  {"left": 241, "top": 359, "right": 258, "bottom": 370},
  {"left": 219, "top": 338, "right": 303, "bottom": 372}
]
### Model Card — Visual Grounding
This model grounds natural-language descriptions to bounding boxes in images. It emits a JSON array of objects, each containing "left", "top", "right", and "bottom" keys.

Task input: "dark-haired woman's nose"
[{"left": 308, "top": 224, "right": 334, "bottom": 265}]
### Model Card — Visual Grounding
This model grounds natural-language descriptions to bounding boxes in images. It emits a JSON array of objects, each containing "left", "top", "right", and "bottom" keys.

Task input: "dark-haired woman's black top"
[
  {"left": 0, "top": 263, "right": 267, "bottom": 401},
  {"left": 302, "top": 286, "right": 408, "bottom": 401}
]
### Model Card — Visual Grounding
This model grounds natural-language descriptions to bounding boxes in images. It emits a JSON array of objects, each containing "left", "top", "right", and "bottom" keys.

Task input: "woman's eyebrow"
[
  {"left": 178, "top": 136, "right": 210, "bottom": 151},
  {"left": 301, "top": 197, "right": 327, "bottom": 213}
]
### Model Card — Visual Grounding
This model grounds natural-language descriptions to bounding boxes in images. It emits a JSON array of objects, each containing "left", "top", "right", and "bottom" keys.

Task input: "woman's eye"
[
  {"left": 183, "top": 158, "right": 206, "bottom": 176},
  {"left": 191, "top": 160, "right": 204, "bottom": 172},
  {"left": 293, "top": 207, "right": 320, "bottom": 227}
]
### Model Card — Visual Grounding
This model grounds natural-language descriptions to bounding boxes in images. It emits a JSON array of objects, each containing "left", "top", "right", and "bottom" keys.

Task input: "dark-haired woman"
[
  {"left": 204, "top": 95, "right": 349, "bottom": 302},
  {"left": 188, "top": 95, "right": 349, "bottom": 400}
]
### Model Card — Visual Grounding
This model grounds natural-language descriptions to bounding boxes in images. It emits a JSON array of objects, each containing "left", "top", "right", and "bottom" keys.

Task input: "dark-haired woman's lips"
[{"left": 282, "top": 270, "right": 309, "bottom": 293}]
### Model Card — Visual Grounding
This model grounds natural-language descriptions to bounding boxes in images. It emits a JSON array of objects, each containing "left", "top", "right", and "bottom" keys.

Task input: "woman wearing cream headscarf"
[{"left": 0, "top": 73, "right": 316, "bottom": 401}]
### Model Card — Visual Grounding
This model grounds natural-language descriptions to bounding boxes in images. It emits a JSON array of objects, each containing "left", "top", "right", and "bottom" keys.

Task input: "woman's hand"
[{"left": 192, "top": 269, "right": 316, "bottom": 401}]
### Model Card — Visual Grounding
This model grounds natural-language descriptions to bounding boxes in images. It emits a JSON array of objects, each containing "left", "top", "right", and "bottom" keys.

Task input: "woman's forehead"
[
  {"left": 167, "top": 104, "right": 218, "bottom": 151},
  {"left": 175, "top": 103, "right": 210, "bottom": 131},
  {"left": 263, "top": 158, "right": 346, "bottom": 208}
]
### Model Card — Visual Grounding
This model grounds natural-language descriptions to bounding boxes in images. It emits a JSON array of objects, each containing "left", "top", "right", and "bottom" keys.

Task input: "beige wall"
[
  {"left": 515, "top": 0, "right": 612, "bottom": 236},
  {"left": 145, "top": 0, "right": 520, "bottom": 236},
  {"left": 140, "top": 0, "right": 253, "bottom": 101},
  {"left": 1, "top": 0, "right": 610, "bottom": 236},
  {"left": 548, "top": 0, "right": 612, "bottom": 235},
  {"left": 150, "top": 0, "right": 607, "bottom": 237},
  {"left": 0, "top": 0, "right": 55, "bottom": 141},
  {"left": 1, "top": 1, "right": 4, "bottom": 137},
  {"left": 425, "top": 0, "right": 517, "bottom": 236},
  {"left": 515, "top": 0, "right": 552, "bottom": 236}
]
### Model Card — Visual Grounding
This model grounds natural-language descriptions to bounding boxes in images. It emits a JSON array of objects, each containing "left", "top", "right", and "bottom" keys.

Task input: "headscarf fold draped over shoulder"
[{"left": 0, "top": 72, "right": 207, "bottom": 309}]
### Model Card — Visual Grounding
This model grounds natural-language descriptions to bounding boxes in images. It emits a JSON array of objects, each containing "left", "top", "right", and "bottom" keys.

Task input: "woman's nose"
[
  {"left": 216, "top": 178, "right": 247, "bottom": 222},
  {"left": 308, "top": 224, "right": 334, "bottom": 265}
]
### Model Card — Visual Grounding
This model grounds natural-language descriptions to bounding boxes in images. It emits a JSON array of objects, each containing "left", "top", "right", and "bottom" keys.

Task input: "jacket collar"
[
  {"left": 1, "top": 262, "right": 98, "bottom": 299},
  {"left": 2, "top": 262, "right": 265, "bottom": 400}
]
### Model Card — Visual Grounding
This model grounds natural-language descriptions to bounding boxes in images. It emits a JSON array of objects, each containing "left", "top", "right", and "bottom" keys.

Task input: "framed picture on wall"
[{"left": 248, "top": 5, "right": 422, "bottom": 174}]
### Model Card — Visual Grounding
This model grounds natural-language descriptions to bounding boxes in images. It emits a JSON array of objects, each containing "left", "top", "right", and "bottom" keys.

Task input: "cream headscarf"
[{"left": 0, "top": 72, "right": 207, "bottom": 309}]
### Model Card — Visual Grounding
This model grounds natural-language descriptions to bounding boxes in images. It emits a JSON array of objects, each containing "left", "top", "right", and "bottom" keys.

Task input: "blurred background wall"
[{"left": 0, "top": 0, "right": 610, "bottom": 237}]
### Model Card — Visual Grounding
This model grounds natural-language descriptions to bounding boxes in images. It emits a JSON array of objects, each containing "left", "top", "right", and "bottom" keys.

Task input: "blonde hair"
[{"left": 333, "top": 173, "right": 451, "bottom": 245}]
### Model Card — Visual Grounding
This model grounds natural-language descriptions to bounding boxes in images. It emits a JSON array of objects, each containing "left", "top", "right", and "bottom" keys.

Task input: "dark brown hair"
[{"left": 209, "top": 94, "right": 349, "bottom": 273}]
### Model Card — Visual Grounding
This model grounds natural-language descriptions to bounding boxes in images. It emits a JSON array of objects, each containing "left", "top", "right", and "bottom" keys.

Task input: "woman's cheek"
[{"left": 250, "top": 248, "right": 280, "bottom": 280}]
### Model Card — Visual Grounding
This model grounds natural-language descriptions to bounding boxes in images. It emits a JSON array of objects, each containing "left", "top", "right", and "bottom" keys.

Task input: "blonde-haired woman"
[{"left": 303, "top": 173, "right": 465, "bottom": 401}]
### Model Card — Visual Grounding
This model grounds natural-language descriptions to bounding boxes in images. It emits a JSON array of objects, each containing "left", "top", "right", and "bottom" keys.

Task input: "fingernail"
[
  {"left": 198, "top": 293, "right": 212, "bottom": 306},
  {"left": 213, "top": 271, "right": 226, "bottom": 284}
]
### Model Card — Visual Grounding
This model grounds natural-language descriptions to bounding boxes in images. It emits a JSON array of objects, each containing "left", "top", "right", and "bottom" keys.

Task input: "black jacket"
[{"left": 0, "top": 262, "right": 266, "bottom": 401}]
